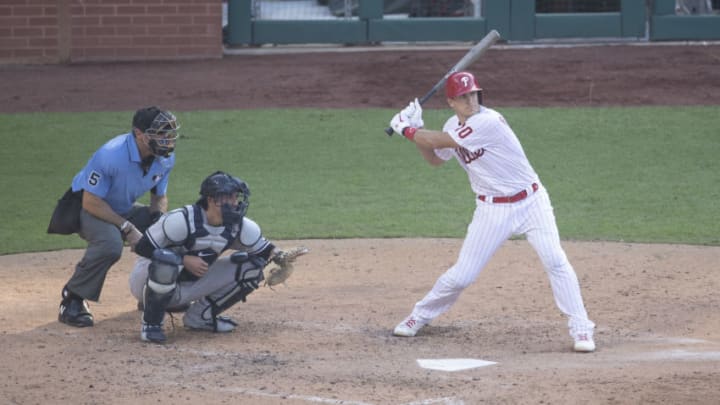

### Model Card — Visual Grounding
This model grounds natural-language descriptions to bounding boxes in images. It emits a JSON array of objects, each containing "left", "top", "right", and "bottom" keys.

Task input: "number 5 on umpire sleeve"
[{"left": 88, "top": 171, "right": 101, "bottom": 186}]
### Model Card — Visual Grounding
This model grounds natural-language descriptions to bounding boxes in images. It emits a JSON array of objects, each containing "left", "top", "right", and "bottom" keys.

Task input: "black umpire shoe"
[{"left": 58, "top": 289, "right": 94, "bottom": 327}]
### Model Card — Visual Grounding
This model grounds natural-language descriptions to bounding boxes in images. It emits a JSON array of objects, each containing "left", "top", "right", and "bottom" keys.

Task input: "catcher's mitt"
[{"left": 264, "top": 246, "right": 310, "bottom": 290}]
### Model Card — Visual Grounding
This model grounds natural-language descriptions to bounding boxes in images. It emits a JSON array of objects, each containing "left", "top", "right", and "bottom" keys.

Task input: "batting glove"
[
  {"left": 390, "top": 113, "right": 417, "bottom": 140},
  {"left": 408, "top": 98, "right": 424, "bottom": 128},
  {"left": 400, "top": 98, "right": 424, "bottom": 128},
  {"left": 400, "top": 100, "right": 417, "bottom": 119}
]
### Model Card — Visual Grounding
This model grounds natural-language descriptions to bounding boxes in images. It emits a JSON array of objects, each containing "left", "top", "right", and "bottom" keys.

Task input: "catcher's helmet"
[
  {"left": 445, "top": 72, "right": 483, "bottom": 102},
  {"left": 133, "top": 106, "right": 180, "bottom": 158},
  {"left": 199, "top": 171, "right": 250, "bottom": 226}
]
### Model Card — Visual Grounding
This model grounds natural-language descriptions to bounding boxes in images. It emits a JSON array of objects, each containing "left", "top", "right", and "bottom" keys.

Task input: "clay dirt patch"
[
  {"left": 1, "top": 239, "right": 719, "bottom": 404},
  {"left": 2, "top": 44, "right": 720, "bottom": 112}
]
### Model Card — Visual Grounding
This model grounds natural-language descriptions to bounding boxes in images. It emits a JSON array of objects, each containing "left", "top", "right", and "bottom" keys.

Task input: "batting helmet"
[
  {"left": 133, "top": 106, "right": 180, "bottom": 158},
  {"left": 445, "top": 72, "right": 483, "bottom": 101},
  {"left": 198, "top": 171, "right": 250, "bottom": 226}
]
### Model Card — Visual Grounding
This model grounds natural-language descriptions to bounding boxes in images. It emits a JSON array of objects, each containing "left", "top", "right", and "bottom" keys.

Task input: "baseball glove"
[{"left": 264, "top": 246, "right": 310, "bottom": 290}]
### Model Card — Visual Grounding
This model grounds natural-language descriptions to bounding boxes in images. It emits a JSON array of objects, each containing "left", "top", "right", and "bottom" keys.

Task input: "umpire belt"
[{"left": 478, "top": 183, "right": 539, "bottom": 204}]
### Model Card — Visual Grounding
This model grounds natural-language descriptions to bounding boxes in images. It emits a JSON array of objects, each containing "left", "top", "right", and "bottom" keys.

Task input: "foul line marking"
[
  {"left": 164, "top": 382, "right": 464, "bottom": 405},
  {"left": 162, "top": 382, "right": 373, "bottom": 405},
  {"left": 403, "top": 398, "right": 466, "bottom": 405}
]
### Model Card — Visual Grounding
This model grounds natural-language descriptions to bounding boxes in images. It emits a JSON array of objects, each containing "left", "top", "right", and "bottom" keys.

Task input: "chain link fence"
[
  {"left": 675, "top": 0, "right": 719, "bottom": 14},
  {"left": 250, "top": 0, "right": 480, "bottom": 20},
  {"left": 535, "top": 0, "right": 620, "bottom": 13},
  {"left": 245, "top": 1, "right": 719, "bottom": 20},
  {"left": 534, "top": 0, "right": 718, "bottom": 14}
]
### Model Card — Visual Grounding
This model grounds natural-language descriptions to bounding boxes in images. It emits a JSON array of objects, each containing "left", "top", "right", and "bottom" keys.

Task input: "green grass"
[
  {"left": 507, "top": 107, "right": 720, "bottom": 244},
  {"left": 0, "top": 106, "right": 718, "bottom": 255}
]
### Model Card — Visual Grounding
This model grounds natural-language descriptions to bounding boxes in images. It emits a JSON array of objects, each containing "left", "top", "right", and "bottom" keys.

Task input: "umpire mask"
[{"left": 145, "top": 110, "right": 180, "bottom": 157}]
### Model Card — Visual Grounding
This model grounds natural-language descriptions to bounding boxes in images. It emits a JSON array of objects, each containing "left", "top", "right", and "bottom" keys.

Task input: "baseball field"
[{"left": 1, "top": 43, "right": 719, "bottom": 404}]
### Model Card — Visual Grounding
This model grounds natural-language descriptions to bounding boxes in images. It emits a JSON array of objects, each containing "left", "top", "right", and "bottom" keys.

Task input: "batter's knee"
[
  {"left": 537, "top": 248, "right": 570, "bottom": 273},
  {"left": 544, "top": 259, "right": 575, "bottom": 279}
]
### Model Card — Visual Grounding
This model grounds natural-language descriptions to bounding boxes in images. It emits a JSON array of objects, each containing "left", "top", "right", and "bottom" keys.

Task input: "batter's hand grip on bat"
[
  {"left": 384, "top": 30, "right": 501, "bottom": 137},
  {"left": 385, "top": 93, "right": 432, "bottom": 137}
]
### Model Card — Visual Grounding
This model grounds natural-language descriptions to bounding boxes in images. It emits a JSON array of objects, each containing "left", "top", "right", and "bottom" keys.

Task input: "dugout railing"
[{"left": 225, "top": 0, "right": 720, "bottom": 46}]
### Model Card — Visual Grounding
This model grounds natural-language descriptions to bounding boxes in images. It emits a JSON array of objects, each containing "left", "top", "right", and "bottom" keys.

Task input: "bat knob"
[{"left": 384, "top": 127, "right": 394, "bottom": 136}]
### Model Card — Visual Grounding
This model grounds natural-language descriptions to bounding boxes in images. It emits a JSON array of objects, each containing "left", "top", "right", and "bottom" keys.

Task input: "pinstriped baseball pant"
[{"left": 411, "top": 186, "right": 595, "bottom": 337}]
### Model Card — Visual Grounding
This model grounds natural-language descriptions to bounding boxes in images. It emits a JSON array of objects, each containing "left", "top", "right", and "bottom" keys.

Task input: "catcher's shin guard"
[
  {"left": 185, "top": 253, "right": 265, "bottom": 331},
  {"left": 142, "top": 249, "right": 182, "bottom": 327},
  {"left": 206, "top": 283, "right": 256, "bottom": 317},
  {"left": 142, "top": 284, "right": 174, "bottom": 326}
]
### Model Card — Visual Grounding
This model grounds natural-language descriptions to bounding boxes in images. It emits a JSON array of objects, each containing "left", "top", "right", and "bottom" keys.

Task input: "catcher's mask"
[
  {"left": 133, "top": 106, "right": 180, "bottom": 158},
  {"left": 199, "top": 171, "right": 250, "bottom": 226},
  {"left": 446, "top": 71, "right": 483, "bottom": 104}
]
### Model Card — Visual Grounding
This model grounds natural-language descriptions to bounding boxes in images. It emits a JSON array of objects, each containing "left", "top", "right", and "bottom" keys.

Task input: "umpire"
[{"left": 57, "top": 106, "right": 179, "bottom": 327}]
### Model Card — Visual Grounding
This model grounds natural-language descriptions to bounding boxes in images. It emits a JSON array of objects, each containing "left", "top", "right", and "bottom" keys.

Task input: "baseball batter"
[{"left": 388, "top": 71, "right": 596, "bottom": 352}]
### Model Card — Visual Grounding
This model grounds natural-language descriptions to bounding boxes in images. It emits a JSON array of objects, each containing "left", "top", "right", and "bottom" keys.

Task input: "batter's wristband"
[{"left": 402, "top": 127, "right": 417, "bottom": 140}]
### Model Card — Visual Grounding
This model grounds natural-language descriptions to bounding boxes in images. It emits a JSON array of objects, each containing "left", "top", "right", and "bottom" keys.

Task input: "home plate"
[{"left": 417, "top": 358, "right": 497, "bottom": 371}]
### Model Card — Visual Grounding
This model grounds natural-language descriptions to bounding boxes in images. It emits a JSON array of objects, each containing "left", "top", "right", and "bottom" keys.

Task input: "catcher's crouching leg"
[
  {"left": 142, "top": 249, "right": 182, "bottom": 343},
  {"left": 183, "top": 252, "right": 265, "bottom": 333}
]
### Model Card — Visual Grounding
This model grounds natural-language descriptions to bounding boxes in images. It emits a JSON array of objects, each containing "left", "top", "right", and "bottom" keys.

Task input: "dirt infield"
[
  {"left": 2, "top": 241, "right": 719, "bottom": 404},
  {"left": 1, "top": 44, "right": 720, "bottom": 404},
  {"left": 2, "top": 43, "right": 720, "bottom": 113}
]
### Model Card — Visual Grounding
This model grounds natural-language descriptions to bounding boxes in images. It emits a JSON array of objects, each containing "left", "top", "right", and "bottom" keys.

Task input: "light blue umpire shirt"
[{"left": 71, "top": 133, "right": 175, "bottom": 217}]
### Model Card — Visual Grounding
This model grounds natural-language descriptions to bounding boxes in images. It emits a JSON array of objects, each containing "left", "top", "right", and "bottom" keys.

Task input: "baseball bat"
[{"left": 385, "top": 29, "right": 502, "bottom": 136}]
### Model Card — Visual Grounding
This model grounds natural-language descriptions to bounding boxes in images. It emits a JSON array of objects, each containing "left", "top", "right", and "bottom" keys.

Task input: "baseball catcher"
[{"left": 128, "top": 171, "right": 309, "bottom": 344}]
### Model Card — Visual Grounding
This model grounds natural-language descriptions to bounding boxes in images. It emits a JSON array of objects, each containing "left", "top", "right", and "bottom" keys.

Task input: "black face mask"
[
  {"left": 221, "top": 202, "right": 248, "bottom": 226},
  {"left": 148, "top": 137, "right": 175, "bottom": 158},
  {"left": 144, "top": 110, "right": 179, "bottom": 157}
]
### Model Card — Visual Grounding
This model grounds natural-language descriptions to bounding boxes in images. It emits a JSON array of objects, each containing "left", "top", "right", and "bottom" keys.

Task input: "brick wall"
[{"left": 0, "top": 0, "right": 222, "bottom": 64}]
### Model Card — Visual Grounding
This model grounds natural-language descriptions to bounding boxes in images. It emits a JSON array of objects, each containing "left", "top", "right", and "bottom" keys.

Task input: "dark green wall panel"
[
  {"left": 653, "top": 0, "right": 676, "bottom": 15},
  {"left": 510, "top": 0, "right": 535, "bottom": 41},
  {"left": 226, "top": 0, "right": 252, "bottom": 44},
  {"left": 652, "top": 16, "right": 720, "bottom": 40},
  {"left": 484, "top": 0, "right": 511, "bottom": 40},
  {"left": 621, "top": 0, "right": 646, "bottom": 37}
]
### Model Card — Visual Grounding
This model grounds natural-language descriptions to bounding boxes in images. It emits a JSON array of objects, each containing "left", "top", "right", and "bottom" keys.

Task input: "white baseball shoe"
[
  {"left": 573, "top": 333, "right": 596, "bottom": 352},
  {"left": 393, "top": 315, "right": 427, "bottom": 337}
]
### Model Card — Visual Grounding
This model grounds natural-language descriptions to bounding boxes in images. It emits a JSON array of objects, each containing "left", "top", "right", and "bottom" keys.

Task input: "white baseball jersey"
[
  {"left": 408, "top": 106, "right": 595, "bottom": 339},
  {"left": 436, "top": 107, "right": 538, "bottom": 196}
]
